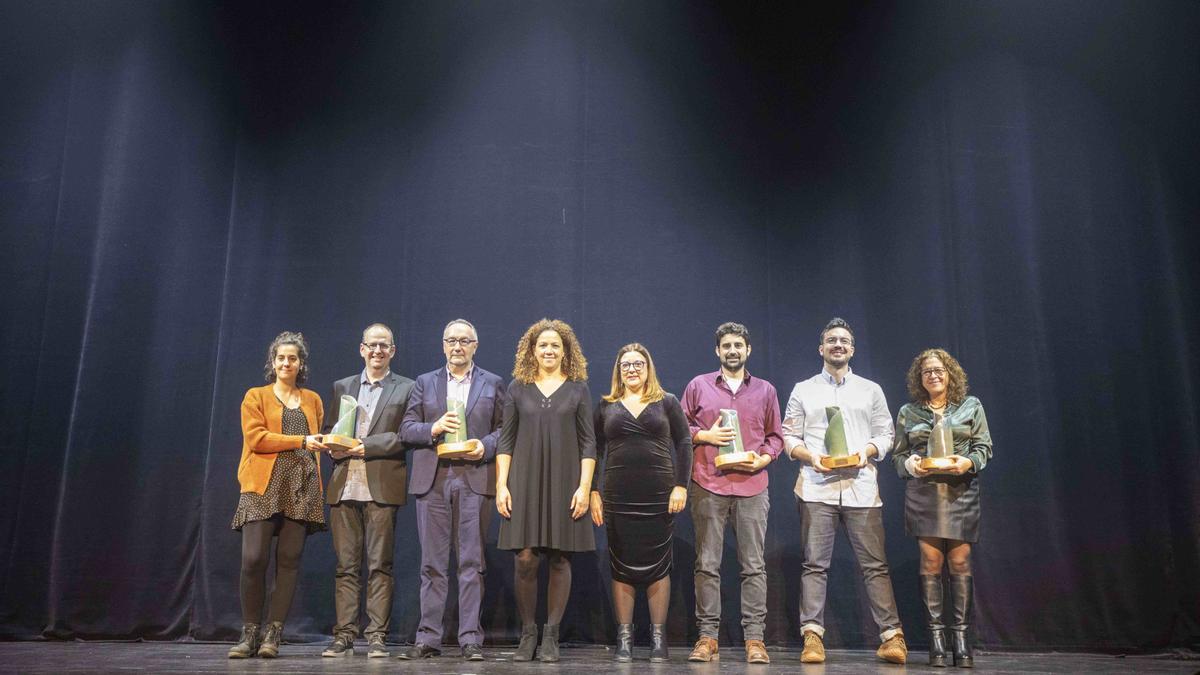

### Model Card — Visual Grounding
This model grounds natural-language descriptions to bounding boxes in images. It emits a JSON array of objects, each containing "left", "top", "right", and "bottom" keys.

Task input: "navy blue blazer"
[{"left": 400, "top": 365, "right": 507, "bottom": 497}]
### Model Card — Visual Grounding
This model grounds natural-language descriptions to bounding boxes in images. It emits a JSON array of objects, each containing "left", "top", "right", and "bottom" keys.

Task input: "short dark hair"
[
  {"left": 715, "top": 322, "right": 751, "bottom": 346},
  {"left": 264, "top": 331, "right": 310, "bottom": 384},
  {"left": 820, "top": 317, "right": 854, "bottom": 344}
]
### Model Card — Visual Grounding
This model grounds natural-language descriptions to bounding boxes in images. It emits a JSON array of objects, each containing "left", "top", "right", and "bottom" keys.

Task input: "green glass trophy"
[
  {"left": 713, "top": 408, "right": 757, "bottom": 470},
  {"left": 920, "top": 412, "right": 957, "bottom": 472},
  {"left": 436, "top": 396, "right": 478, "bottom": 458},
  {"left": 820, "top": 406, "right": 859, "bottom": 468},
  {"left": 324, "top": 395, "right": 358, "bottom": 452}
]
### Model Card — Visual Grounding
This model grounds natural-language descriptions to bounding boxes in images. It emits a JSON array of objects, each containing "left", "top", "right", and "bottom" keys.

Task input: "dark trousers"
[
  {"left": 415, "top": 463, "right": 491, "bottom": 647},
  {"left": 799, "top": 500, "right": 902, "bottom": 640},
  {"left": 330, "top": 500, "right": 398, "bottom": 638}
]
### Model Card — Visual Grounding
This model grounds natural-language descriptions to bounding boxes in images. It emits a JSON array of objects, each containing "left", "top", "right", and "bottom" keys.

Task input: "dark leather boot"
[
  {"left": 227, "top": 623, "right": 260, "bottom": 658},
  {"left": 614, "top": 623, "right": 633, "bottom": 662},
  {"left": 539, "top": 623, "right": 561, "bottom": 662},
  {"left": 256, "top": 621, "right": 283, "bottom": 658},
  {"left": 921, "top": 575, "right": 948, "bottom": 667},
  {"left": 513, "top": 623, "right": 538, "bottom": 662},
  {"left": 949, "top": 574, "right": 974, "bottom": 668},
  {"left": 649, "top": 624, "right": 669, "bottom": 662}
]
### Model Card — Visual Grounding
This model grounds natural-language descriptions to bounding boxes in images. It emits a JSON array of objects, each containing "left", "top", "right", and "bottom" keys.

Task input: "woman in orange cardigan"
[{"left": 228, "top": 331, "right": 327, "bottom": 659}]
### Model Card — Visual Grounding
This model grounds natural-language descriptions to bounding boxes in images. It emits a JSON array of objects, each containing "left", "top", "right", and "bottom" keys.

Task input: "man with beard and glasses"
[
  {"left": 321, "top": 323, "right": 415, "bottom": 659},
  {"left": 681, "top": 322, "right": 783, "bottom": 665},
  {"left": 782, "top": 317, "right": 907, "bottom": 665}
]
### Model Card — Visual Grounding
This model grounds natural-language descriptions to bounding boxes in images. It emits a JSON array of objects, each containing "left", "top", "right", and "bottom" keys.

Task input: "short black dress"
[
  {"left": 497, "top": 380, "right": 596, "bottom": 552},
  {"left": 892, "top": 396, "right": 993, "bottom": 542},
  {"left": 594, "top": 394, "right": 693, "bottom": 584},
  {"left": 231, "top": 405, "right": 327, "bottom": 534}
]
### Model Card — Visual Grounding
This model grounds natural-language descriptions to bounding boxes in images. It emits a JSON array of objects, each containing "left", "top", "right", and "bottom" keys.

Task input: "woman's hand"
[
  {"left": 590, "top": 491, "right": 604, "bottom": 526},
  {"left": 668, "top": 486, "right": 688, "bottom": 514},
  {"left": 947, "top": 455, "right": 973, "bottom": 475},
  {"left": 905, "top": 454, "right": 930, "bottom": 477},
  {"left": 496, "top": 485, "right": 512, "bottom": 518},
  {"left": 305, "top": 435, "right": 328, "bottom": 452},
  {"left": 570, "top": 486, "right": 589, "bottom": 520}
]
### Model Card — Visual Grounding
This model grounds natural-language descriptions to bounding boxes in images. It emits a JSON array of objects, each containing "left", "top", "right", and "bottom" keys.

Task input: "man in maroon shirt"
[{"left": 681, "top": 322, "right": 784, "bottom": 664}]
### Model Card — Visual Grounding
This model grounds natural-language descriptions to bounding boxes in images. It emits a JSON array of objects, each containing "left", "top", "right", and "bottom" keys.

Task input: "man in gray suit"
[
  {"left": 398, "top": 319, "right": 506, "bottom": 661},
  {"left": 321, "top": 323, "right": 414, "bottom": 659}
]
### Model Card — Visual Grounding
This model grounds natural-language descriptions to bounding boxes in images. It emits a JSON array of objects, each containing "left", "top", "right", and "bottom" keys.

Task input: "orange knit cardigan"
[{"left": 237, "top": 384, "right": 325, "bottom": 495}]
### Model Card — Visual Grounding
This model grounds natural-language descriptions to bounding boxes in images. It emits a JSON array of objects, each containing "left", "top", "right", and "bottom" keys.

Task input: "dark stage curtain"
[{"left": 1, "top": 0, "right": 1196, "bottom": 651}]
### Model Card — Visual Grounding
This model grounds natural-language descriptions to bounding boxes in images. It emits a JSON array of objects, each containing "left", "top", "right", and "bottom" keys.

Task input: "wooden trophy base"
[
  {"left": 920, "top": 456, "right": 957, "bottom": 473},
  {"left": 715, "top": 451, "right": 757, "bottom": 471},
  {"left": 437, "top": 439, "right": 479, "bottom": 459},
  {"left": 820, "top": 454, "right": 860, "bottom": 469},
  {"left": 323, "top": 434, "right": 357, "bottom": 452}
]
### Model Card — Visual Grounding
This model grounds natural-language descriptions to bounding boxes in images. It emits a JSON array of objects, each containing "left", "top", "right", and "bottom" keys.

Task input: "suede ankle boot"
[
  {"left": 539, "top": 623, "right": 561, "bottom": 662},
  {"left": 513, "top": 623, "right": 538, "bottom": 662}
]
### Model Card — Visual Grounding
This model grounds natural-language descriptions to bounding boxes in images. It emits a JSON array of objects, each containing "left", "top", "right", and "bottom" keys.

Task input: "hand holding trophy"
[
  {"left": 919, "top": 413, "right": 958, "bottom": 473},
  {"left": 713, "top": 409, "right": 757, "bottom": 471},
  {"left": 819, "top": 406, "right": 860, "bottom": 469},
  {"left": 437, "top": 396, "right": 482, "bottom": 459},
  {"left": 324, "top": 394, "right": 359, "bottom": 453}
]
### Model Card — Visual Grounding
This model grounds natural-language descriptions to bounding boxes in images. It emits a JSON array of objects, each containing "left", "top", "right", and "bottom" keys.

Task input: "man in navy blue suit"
[{"left": 399, "top": 319, "right": 507, "bottom": 661}]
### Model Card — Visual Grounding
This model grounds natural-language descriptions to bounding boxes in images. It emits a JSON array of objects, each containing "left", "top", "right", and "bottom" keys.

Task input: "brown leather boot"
[
  {"left": 800, "top": 630, "right": 825, "bottom": 664},
  {"left": 745, "top": 639, "right": 770, "bottom": 664},
  {"left": 687, "top": 636, "right": 719, "bottom": 662},
  {"left": 876, "top": 631, "right": 908, "bottom": 664}
]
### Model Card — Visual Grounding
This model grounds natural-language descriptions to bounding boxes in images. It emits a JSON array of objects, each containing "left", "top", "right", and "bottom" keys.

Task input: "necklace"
[{"left": 928, "top": 399, "right": 948, "bottom": 411}]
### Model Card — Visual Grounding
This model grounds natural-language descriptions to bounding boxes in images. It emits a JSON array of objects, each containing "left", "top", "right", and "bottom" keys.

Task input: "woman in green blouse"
[{"left": 893, "top": 348, "right": 992, "bottom": 668}]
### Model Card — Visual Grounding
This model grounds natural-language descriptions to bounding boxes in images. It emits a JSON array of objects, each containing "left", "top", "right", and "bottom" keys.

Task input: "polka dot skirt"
[{"left": 231, "top": 406, "right": 327, "bottom": 534}]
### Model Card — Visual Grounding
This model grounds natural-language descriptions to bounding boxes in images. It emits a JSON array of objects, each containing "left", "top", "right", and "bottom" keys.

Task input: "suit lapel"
[{"left": 434, "top": 368, "right": 448, "bottom": 417}]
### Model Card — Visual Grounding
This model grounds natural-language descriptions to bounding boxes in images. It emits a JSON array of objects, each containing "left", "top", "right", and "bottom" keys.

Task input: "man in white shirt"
[{"left": 782, "top": 318, "right": 906, "bottom": 665}]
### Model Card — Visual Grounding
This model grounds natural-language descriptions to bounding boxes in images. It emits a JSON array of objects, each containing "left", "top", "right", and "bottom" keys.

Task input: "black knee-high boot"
[
  {"left": 949, "top": 574, "right": 974, "bottom": 668},
  {"left": 921, "top": 575, "right": 948, "bottom": 667}
]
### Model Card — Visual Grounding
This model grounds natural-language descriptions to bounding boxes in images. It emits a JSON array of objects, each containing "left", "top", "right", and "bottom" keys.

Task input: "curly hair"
[
  {"left": 906, "top": 347, "right": 968, "bottom": 404},
  {"left": 602, "top": 342, "right": 665, "bottom": 403},
  {"left": 263, "top": 331, "right": 310, "bottom": 385},
  {"left": 715, "top": 322, "right": 751, "bottom": 346},
  {"left": 512, "top": 318, "right": 588, "bottom": 383}
]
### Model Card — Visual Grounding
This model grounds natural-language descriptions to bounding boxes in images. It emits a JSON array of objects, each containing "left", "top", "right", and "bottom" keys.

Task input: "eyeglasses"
[
  {"left": 619, "top": 361, "right": 647, "bottom": 372},
  {"left": 921, "top": 367, "right": 947, "bottom": 378},
  {"left": 362, "top": 342, "right": 394, "bottom": 353},
  {"left": 443, "top": 338, "right": 477, "bottom": 347},
  {"left": 823, "top": 336, "right": 853, "bottom": 346}
]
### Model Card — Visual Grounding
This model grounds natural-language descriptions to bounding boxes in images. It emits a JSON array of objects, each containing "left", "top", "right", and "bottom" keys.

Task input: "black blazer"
[{"left": 323, "top": 371, "right": 415, "bottom": 506}]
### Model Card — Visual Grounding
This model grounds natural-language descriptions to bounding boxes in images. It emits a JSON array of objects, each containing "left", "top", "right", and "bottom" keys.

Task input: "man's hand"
[
  {"left": 810, "top": 452, "right": 832, "bottom": 473},
  {"left": 431, "top": 410, "right": 460, "bottom": 437},
  {"left": 460, "top": 439, "right": 485, "bottom": 461},
  {"left": 698, "top": 418, "right": 736, "bottom": 446},
  {"left": 344, "top": 442, "right": 365, "bottom": 458}
]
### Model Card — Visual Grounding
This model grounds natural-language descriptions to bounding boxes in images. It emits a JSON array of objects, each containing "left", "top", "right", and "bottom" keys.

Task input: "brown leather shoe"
[
  {"left": 877, "top": 632, "right": 908, "bottom": 664},
  {"left": 745, "top": 639, "right": 770, "bottom": 664},
  {"left": 688, "top": 636, "right": 719, "bottom": 662},
  {"left": 800, "top": 630, "right": 825, "bottom": 664}
]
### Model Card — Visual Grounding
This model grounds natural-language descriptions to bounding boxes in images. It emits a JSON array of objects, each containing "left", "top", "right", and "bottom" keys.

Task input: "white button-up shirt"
[{"left": 782, "top": 368, "right": 894, "bottom": 507}]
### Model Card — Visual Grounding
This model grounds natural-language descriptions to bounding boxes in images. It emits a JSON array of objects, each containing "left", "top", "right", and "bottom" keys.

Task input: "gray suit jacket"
[{"left": 323, "top": 371, "right": 415, "bottom": 506}]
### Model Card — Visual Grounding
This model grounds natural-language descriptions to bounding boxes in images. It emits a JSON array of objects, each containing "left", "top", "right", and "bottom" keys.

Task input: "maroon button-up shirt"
[{"left": 681, "top": 370, "right": 784, "bottom": 497}]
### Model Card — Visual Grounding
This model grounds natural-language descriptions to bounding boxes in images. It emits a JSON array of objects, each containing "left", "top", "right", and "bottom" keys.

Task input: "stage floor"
[{"left": 0, "top": 642, "right": 1195, "bottom": 673}]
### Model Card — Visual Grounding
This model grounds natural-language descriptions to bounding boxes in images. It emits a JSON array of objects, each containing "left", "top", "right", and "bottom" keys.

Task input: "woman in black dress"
[
  {"left": 892, "top": 348, "right": 992, "bottom": 668},
  {"left": 496, "top": 319, "right": 595, "bottom": 662},
  {"left": 590, "top": 343, "right": 691, "bottom": 662},
  {"left": 228, "top": 332, "right": 327, "bottom": 659}
]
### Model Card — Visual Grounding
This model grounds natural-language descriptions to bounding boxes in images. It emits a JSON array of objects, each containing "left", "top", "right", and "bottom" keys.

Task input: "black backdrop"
[{"left": 1, "top": 0, "right": 1197, "bottom": 652}]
